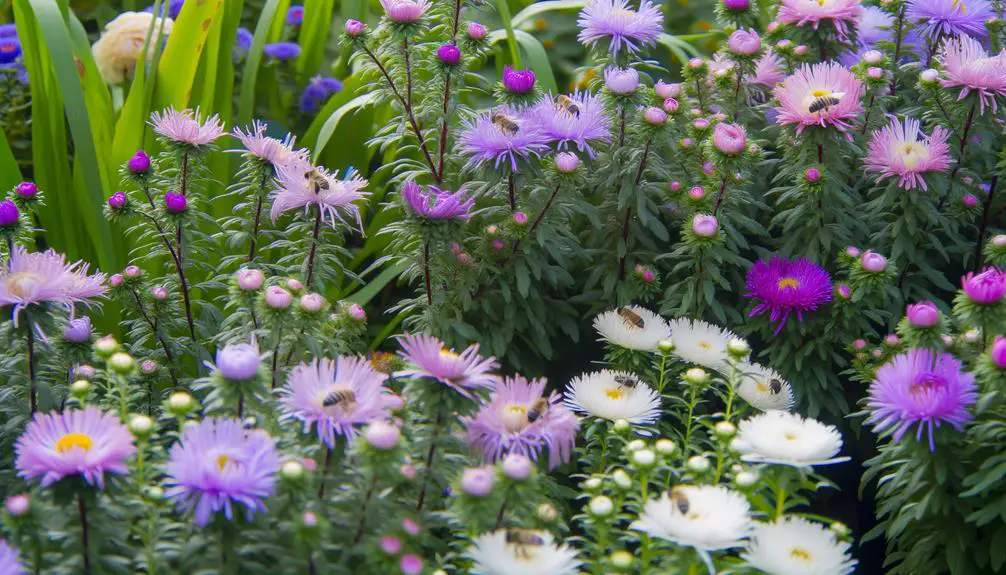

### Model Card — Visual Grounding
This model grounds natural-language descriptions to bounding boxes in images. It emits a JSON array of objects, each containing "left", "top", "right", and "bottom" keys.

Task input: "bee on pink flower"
[{"left": 773, "top": 62, "right": 864, "bottom": 137}]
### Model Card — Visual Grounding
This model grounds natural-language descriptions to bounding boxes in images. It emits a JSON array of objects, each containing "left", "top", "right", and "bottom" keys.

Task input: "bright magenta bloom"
[
  {"left": 777, "top": 0, "right": 863, "bottom": 40},
  {"left": 745, "top": 256, "right": 833, "bottom": 334},
  {"left": 774, "top": 62, "right": 864, "bottom": 137},
  {"left": 863, "top": 117, "right": 951, "bottom": 190},
  {"left": 940, "top": 36, "right": 1006, "bottom": 114}
]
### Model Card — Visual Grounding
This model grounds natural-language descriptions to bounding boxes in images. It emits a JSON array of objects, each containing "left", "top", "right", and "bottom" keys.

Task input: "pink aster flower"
[
  {"left": 751, "top": 51, "right": 786, "bottom": 88},
  {"left": 867, "top": 348, "right": 977, "bottom": 450},
  {"left": 777, "top": 0, "right": 863, "bottom": 41},
  {"left": 532, "top": 91, "right": 612, "bottom": 158},
  {"left": 458, "top": 107, "right": 551, "bottom": 172},
  {"left": 961, "top": 266, "right": 1006, "bottom": 303},
  {"left": 462, "top": 375, "right": 579, "bottom": 469},
  {"left": 230, "top": 120, "right": 304, "bottom": 167},
  {"left": 745, "top": 255, "right": 834, "bottom": 334},
  {"left": 271, "top": 158, "right": 368, "bottom": 229},
  {"left": 774, "top": 62, "right": 864, "bottom": 137},
  {"left": 379, "top": 0, "right": 430, "bottom": 23},
  {"left": 576, "top": 0, "right": 663, "bottom": 57},
  {"left": 940, "top": 36, "right": 1006, "bottom": 114},
  {"left": 150, "top": 107, "right": 226, "bottom": 147},
  {"left": 15, "top": 407, "right": 135, "bottom": 488},
  {"left": 0, "top": 247, "right": 107, "bottom": 327},
  {"left": 396, "top": 334, "right": 500, "bottom": 398},
  {"left": 863, "top": 116, "right": 951, "bottom": 190},
  {"left": 279, "top": 356, "right": 392, "bottom": 448}
]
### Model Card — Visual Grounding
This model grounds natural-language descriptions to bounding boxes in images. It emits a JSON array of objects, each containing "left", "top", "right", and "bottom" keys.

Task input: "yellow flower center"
[
  {"left": 778, "top": 277, "right": 799, "bottom": 290},
  {"left": 439, "top": 348, "right": 459, "bottom": 361},
  {"left": 756, "top": 382, "right": 769, "bottom": 393},
  {"left": 698, "top": 340, "right": 712, "bottom": 350},
  {"left": 56, "top": 433, "right": 93, "bottom": 453},
  {"left": 605, "top": 388, "right": 624, "bottom": 400},
  {"left": 216, "top": 454, "right": 231, "bottom": 471},
  {"left": 4, "top": 272, "right": 44, "bottom": 299},
  {"left": 811, "top": 88, "right": 831, "bottom": 97},
  {"left": 784, "top": 431, "right": 799, "bottom": 441},
  {"left": 899, "top": 142, "right": 929, "bottom": 170},
  {"left": 500, "top": 403, "right": 529, "bottom": 432},
  {"left": 790, "top": 547, "right": 813, "bottom": 562}
]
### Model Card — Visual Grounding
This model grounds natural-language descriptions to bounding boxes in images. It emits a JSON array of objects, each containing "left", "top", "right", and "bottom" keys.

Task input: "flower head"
[
  {"left": 467, "top": 530, "right": 581, "bottom": 575},
  {"left": 745, "top": 256, "right": 833, "bottom": 334},
  {"left": 751, "top": 51, "right": 786, "bottom": 87},
  {"left": 502, "top": 66, "right": 536, "bottom": 94},
  {"left": 0, "top": 540, "right": 21, "bottom": 575},
  {"left": 667, "top": 318, "right": 738, "bottom": 372},
  {"left": 728, "top": 29, "right": 761, "bottom": 56},
  {"left": 272, "top": 159, "right": 368, "bottom": 229},
  {"left": 15, "top": 407, "right": 135, "bottom": 488},
  {"left": 630, "top": 485, "right": 752, "bottom": 550},
  {"left": 280, "top": 356, "right": 391, "bottom": 448},
  {"left": 230, "top": 121, "right": 303, "bottom": 167},
  {"left": 286, "top": 4, "right": 305, "bottom": 25},
  {"left": 743, "top": 517, "right": 857, "bottom": 575},
  {"left": 777, "top": 0, "right": 863, "bottom": 40},
  {"left": 91, "top": 12, "right": 173, "bottom": 84},
  {"left": 0, "top": 38, "right": 21, "bottom": 65},
  {"left": 867, "top": 348, "right": 977, "bottom": 450},
  {"left": 463, "top": 375, "right": 578, "bottom": 469},
  {"left": 736, "top": 364, "right": 794, "bottom": 411},
  {"left": 864, "top": 116, "right": 951, "bottom": 190},
  {"left": 299, "top": 75, "right": 343, "bottom": 113},
  {"left": 593, "top": 306, "right": 671, "bottom": 351},
  {"left": 263, "top": 42, "right": 301, "bottom": 60},
  {"left": 906, "top": 300, "right": 941, "bottom": 327},
  {"left": 458, "top": 107, "right": 550, "bottom": 172},
  {"left": 563, "top": 370, "right": 661, "bottom": 425},
  {"left": 379, "top": 0, "right": 431, "bottom": 23},
  {"left": 0, "top": 247, "right": 107, "bottom": 326},
  {"left": 907, "top": 0, "right": 993, "bottom": 40},
  {"left": 235, "top": 27, "right": 254, "bottom": 51},
  {"left": 401, "top": 181, "right": 475, "bottom": 221},
  {"left": 150, "top": 107, "right": 226, "bottom": 147},
  {"left": 531, "top": 92, "right": 611, "bottom": 158},
  {"left": 63, "top": 317, "right": 92, "bottom": 343},
  {"left": 165, "top": 418, "right": 280, "bottom": 526},
  {"left": 774, "top": 63, "right": 864, "bottom": 136},
  {"left": 603, "top": 66, "right": 640, "bottom": 94},
  {"left": 940, "top": 36, "right": 1006, "bottom": 114},
  {"left": 733, "top": 411, "right": 848, "bottom": 466},
  {"left": 211, "top": 341, "right": 264, "bottom": 381},
  {"left": 961, "top": 266, "right": 1006, "bottom": 303},
  {"left": 576, "top": 0, "right": 663, "bottom": 57},
  {"left": 396, "top": 334, "right": 500, "bottom": 398},
  {"left": 712, "top": 123, "right": 747, "bottom": 155}
]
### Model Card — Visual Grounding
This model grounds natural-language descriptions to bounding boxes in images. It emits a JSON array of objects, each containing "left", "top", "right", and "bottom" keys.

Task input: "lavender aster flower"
[
  {"left": 940, "top": 36, "right": 1006, "bottom": 114},
  {"left": 840, "top": 6, "right": 894, "bottom": 65},
  {"left": 286, "top": 4, "right": 305, "bottom": 25},
  {"left": 0, "top": 247, "right": 107, "bottom": 327},
  {"left": 63, "top": 317, "right": 92, "bottom": 343},
  {"left": 165, "top": 417, "right": 280, "bottom": 526},
  {"left": 531, "top": 91, "right": 611, "bottom": 157},
  {"left": 402, "top": 181, "right": 474, "bottom": 220},
  {"left": 907, "top": 0, "right": 993, "bottom": 40},
  {"left": 210, "top": 340, "right": 265, "bottom": 381},
  {"left": 867, "top": 349, "right": 977, "bottom": 450},
  {"left": 463, "top": 375, "right": 579, "bottom": 469},
  {"left": 379, "top": 0, "right": 431, "bottom": 23},
  {"left": 745, "top": 256, "right": 833, "bottom": 334},
  {"left": 397, "top": 334, "right": 500, "bottom": 398},
  {"left": 263, "top": 41, "right": 301, "bottom": 61},
  {"left": 279, "top": 356, "right": 391, "bottom": 447},
  {"left": 0, "top": 540, "right": 22, "bottom": 575},
  {"left": 150, "top": 107, "right": 226, "bottom": 147},
  {"left": 15, "top": 407, "right": 135, "bottom": 488},
  {"left": 576, "top": 0, "right": 663, "bottom": 57},
  {"left": 458, "top": 107, "right": 550, "bottom": 172},
  {"left": 603, "top": 66, "right": 640, "bottom": 94},
  {"left": 230, "top": 121, "right": 303, "bottom": 167},
  {"left": 272, "top": 158, "right": 368, "bottom": 229},
  {"left": 299, "top": 75, "right": 343, "bottom": 113}
]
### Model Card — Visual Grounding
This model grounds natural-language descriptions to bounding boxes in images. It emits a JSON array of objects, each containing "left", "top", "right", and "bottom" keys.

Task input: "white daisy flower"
[
  {"left": 732, "top": 411, "right": 849, "bottom": 468},
  {"left": 563, "top": 370, "right": 661, "bottom": 425},
  {"left": 667, "top": 318, "right": 738, "bottom": 373},
  {"left": 467, "top": 530, "right": 581, "bottom": 575},
  {"left": 743, "top": 516, "right": 857, "bottom": 575},
  {"left": 736, "top": 363, "right": 794, "bottom": 412},
  {"left": 630, "top": 485, "right": 752, "bottom": 551},
  {"left": 593, "top": 306, "right": 671, "bottom": 352}
]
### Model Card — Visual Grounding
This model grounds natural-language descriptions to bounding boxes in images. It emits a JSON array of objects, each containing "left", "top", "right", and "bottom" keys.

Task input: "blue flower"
[
  {"left": 0, "top": 38, "right": 21, "bottom": 65},
  {"left": 235, "top": 27, "right": 253, "bottom": 52},
  {"left": 299, "top": 76, "right": 343, "bottom": 113},
  {"left": 287, "top": 5, "right": 305, "bottom": 25},
  {"left": 263, "top": 41, "right": 301, "bottom": 61},
  {"left": 0, "top": 24, "right": 18, "bottom": 38}
]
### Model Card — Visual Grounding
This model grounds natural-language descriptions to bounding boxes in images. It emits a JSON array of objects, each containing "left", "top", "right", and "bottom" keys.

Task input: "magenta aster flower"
[
  {"left": 0, "top": 247, "right": 107, "bottom": 327},
  {"left": 777, "top": 0, "right": 863, "bottom": 40},
  {"left": 462, "top": 375, "right": 579, "bottom": 469},
  {"left": 745, "top": 256, "right": 833, "bottom": 334},
  {"left": 867, "top": 349, "right": 977, "bottom": 450},
  {"left": 396, "top": 334, "right": 500, "bottom": 398},
  {"left": 150, "top": 107, "right": 226, "bottom": 147},
  {"left": 502, "top": 66, "right": 536, "bottom": 94},
  {"left": 164, "top": 417, "right": 280, "bottom": 526},
  {"left": 940, "top": 36, "right": 1006, "bottom": 114},
  {"left": 401, "top": 181, "right": 474, "bottom": 220},
  {"left": 961, "top": 266, "right": 1006, "bottom": 303},
  {"left": 458, "top": 107, "right": 551, "bottom": 172},
  {"left": 774, "top": 62, "right": 864, "bottom": 137},
  {"left": 279, "top": 356, "right": 391, "bottom": 448},
  {"left": 230, "top": 121, "right": 303, "bottom": 167},
  {"left": 0, "top": 540, "right": 21, "bottom": 575},
  {"left": 863, "top": 116, "right": 951, "bottom": 190},
  {"left": 379, "top": 0, "right": 430, "bottom": 23},
  {"left": 907, "top": 0, "right": 993, "bottom": 40},
  {"left": 15, "top": 407, "right": 135, "bottom": 488},
  {"left": 272, "top": 158, "right": 368, "bottom": 229},
  {"left": 751, "top": 51, "right": 786, "bottom": 88},
  {"left": 576, "top": 0, "right": 663, "bottom": 57},
  {"left": 531, "top": 91, "right": 611, "bottom": 157}
]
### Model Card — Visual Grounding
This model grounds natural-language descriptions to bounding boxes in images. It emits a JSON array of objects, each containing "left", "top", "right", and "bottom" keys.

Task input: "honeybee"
[
  {"left": 304, "top": 168, "right": 330, "bottom": 194},
  {"left": 322, "top": 387, "right": 357, "bottom": 412},
  {"left": 617, "top": 306, "right": 645, "bottom": 329},
  {"left": 768, "top": 378, "right": 783, "bottom": 394},
  {"left": 669, "top": 486, "right": 691, "bottom": 515},
  {"left": 808, "top": 92, "right": 845, "bottom": 114},
  {"left": 614, "top": 374, "right": 638, "bottom": 390},
  {"left": 527, "top": 397, "right": 549, "bottom": 423},
  {"left": 555, "top": 94, "right": 581, "bottom": 117},
  {"left": 505, "top": 529, "right": 545, "bottom": 559},
  {"left": 491, "top": 112, "right": 520, "bottom": 136}
]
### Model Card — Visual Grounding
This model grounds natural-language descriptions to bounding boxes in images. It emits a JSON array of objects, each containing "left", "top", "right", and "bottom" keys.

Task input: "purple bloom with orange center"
[
  {"left": 907, "top": 0, "right": 993, "bottom": 40},
  {"left": 272, "top": 158, "right": 368, "bottom": 229},
  {"left": 279, "top": 356, "right": 391, "bottom": 448},
  {"left": 0, "top": 247, "right": 107, "bottom": 327},
  {"left": 458, "top": 106, "right": 550, "bottom": 172},
  {"left": 864, "top": 117, "right": 951, "bottom": 190},
  {"left": 867, "top": 348, "right": 977, "bottom": 450},
  {"left": 576, "top": 0, "right": 663, "bottom": 57},
  {"left": 773, "top": 62, "right": 864, "bottom": 137},
  {"left": 396, "top": 334, "right": 500, "bottom": 398},
  {"left": 164, "top": 417, "right": 280, "bottom": 526},
  {"left": 940, "top": 36, "right": 1006, "bottom": 114},
  {"left": 150, "top": 107, "right": 226, "bottom": 147},
  {"left": 401, "top": 181, "right": 474, "bottom": 221},
  {"left": 463, "top": 375, "right": 579, "bottom": 469},
  {"left": 15, "top": 407, "right": 135, "bottom": 488},
  {"left": 777, "top": 0, "right": 863, "bottom": 40},
  {"left": 745, "top": 256, "right": 833, "bottom": 334},
  {"left": 531, "top": 91, "right": 611, "bottom": 157}
]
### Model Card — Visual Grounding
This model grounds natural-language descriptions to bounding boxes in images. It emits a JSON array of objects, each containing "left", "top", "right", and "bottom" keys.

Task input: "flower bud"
[
  {"left": 680, "top": 137, "right": 694, "bottom": 149},
  {"left": 128, "top": 150, "right": 151, "bottom": 174},
  {"left": 611, "top": 468, "right": 632, "bottom": 489},
  {"left": 643, "top": 106, "right": 667, "bottom": 125},
  {"left": 346, "top": 302, "right": 367, "bottom": 322},
  {"left": 655, "top": 438, "right": 676, "bottom": 454},
  {"left": 400, "top": 555, "right": 423, "bottom": 575},
  {"left": 108, "top": 191, "right": 128, "bottom": 210},
  {"left": 95, "top": 335, "right": 118, "bottom": 356},
  {"left": 583, "top": 477, "right": 603, "bottom": 490},
  {"left": 215, "top": 343, "right": 262, "bottom": 381},
  {"left": 727, "top": 29, "right": 760, "bottom": 56},
  {"left": 687, "top": 455, "right": 711, "bottom": 472},
  {"left": 684, "top": 367, "right": 709, "bottom": 385},
  {"left": 604, "top": 67, "right": 639, "bottom": 94},
  {"left": 345, "top": 19, "right": 366, "bottom": 37},
  {"left": 281, "top": 460, "right": 305, "bottom": 480},
  {"left": 5, "top": 494, "right": 29, "bottom": 516},
  {"left": 631, "top": 448, "right": 656, "bottom": 468},
  {"left": 264, "top": 286, "right": 293, "bottom": 309},
  {"left": 657, "top": 339, "right": 674, "bottom": 353},
  {"left": 167, "top": 391, "right": 196, "bottom": 416},
  {"left": 63, "top": 317, "right": 92, "bottom": 343},
  {"left": 735, "top": 470, "right": 758, "bottom": 487},
  {"left": 401, "top": 518, "right": 421, "bottom": 536},
  {"left": 555, "top": 152, "right": 580, "bottom": 173},
  {"left": 693, "top": 118, "right": 710, "bottom": 130},
  {"left": 0, "top": 200, "right": 19, "bottom": 226},
  {"left": 626, "top": 439, "right": 646, "bottom": 451},
  {"left": 466, "top": 21, "right": 487, "bottom": 40},
  {"left": 537, "top": 502, "right": 558, "bottom": 522},
  {"left": 612, "top": 418, "right": 631, "bottom": 432},
  {"left": 687, "top": 186, "right": 705, "bottom": 201},
  {"left": 380, "top": 535, "right": 402, "bottom": 555},
  {"left": 713, "top": 123, "right": 747, "bottom": 155},
  {"left": 124, "top": 265, "right": 142, "bottom": 279},
  {"left": 236, "top": 268, "right": 265, "bottom": 291},
  {"left": 109, "top": 352, "right": 135, "bottom": 374},
  {"left": 400, "top": 464, "right": 417, "bottom": 480},
  {"left": 164, "top": 192, "right": 187, "bottom": 214},
  {"left": 513, "top": 211, "right": 528, "bottom": 225},
  {"left": 128, "top": 414, "right": 154, "bottom": 438},
  {"left": 861, "top": 250, "right": 887, "bottom": 272},
  {"left": 140, "top": 359, "right": 158, "bottom": 374},
  {"left": 15, "top": 181, "right": 37, "bottom": 199},
  {"left": 963, "top": 193, "right": 978, "bottom": 208},
  {"left": 727, "top": 338, "right": 749, "bottom": 357},
  {"left": 365, "top": 420, "right": 401, "bottom": 450},
  {"left": 793, "top": 44, "right": 808, "bottom": 56},
  {"left": 461, "top": 467, "right": 494, "bottom": 497},
  {"left": 502, "top": 66, "right": 536, "bottom": 94},
  {"left": 109, "top": 274, "right": 124, "bottom": 287},
  {"left": 150, "top": 286, "right": 168, "bottom": 300},
  {"left": 691, "top": 214, "right": 719, "bottom": 238},
  {"left": 723, "top": 0, "right": 750, "bottom": 9},
  {"left": 437, "top": 44, "right": 461, "bottom": 65},
  {"left": 920, "top": 68, "right": 939, "bottom": 83},
  {"left": 863, "top": 50, "right": 883, "bottom": 64},
  {"left": 70, "top": 379, "right": 90, "bottom": 398},
  {"left": 906, "top": 300, "right": 940, "bottom": 328},
  {"left": 299, "top": 293, "right": 326, "bottom": 313},
  {"left": 836, "top": 283, "right": 851, "bottom": 299},
  {"left": 992, "top": 234, "right": 1006, "bottom": 247},
  {"left": 588, "top": 495, "right": 614, "bottom": 517},
  {"left": 502, "top": 453, "right": 532, "bottom": 480},
  {"left": 805, "top": 167, "right": 822, "bottom": 182},
  {"left": 714, "top": 421, "right": 737, "bottom": 438},
  {"left": 867, "top": 67, "right": 883, "bottom": 79},
  {"left": 662, "top": 97, "right": 679, "bottom": 113},
  {"left": 990, "top": 336, "right": 1006, "bottom": 368},
  {"left": 301, "top": 511, "right": 318, "bottom": 527},
  {"left": 654, "top": 80, "right": 682, "bottom": 98}
]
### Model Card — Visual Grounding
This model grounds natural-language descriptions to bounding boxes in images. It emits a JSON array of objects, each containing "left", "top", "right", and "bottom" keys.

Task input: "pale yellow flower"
[{"left": 92, "top": 12, "right": 173, "bottom": 85}]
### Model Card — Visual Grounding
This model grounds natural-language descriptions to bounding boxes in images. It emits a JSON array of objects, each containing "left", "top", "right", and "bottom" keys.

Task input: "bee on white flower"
[
  {"left": 736, "top": 363, "right": 794, "bottom": 411},
  {"left": 466, "top": 529, "right": 581, "bottom": 575},
  {"left": 743, "top": 516, "right": 857, "bottom": 575},
  {"left": 563, "top": 370, "right": 661, "bottom": 425},
  {"left": 667, "top": 318, "right": 739, "bottom": 373},
  {"left": 593, "top": 306, "right": 671, "bottom": 351},
  {"left": 732, "top": 411, "right": 849, "bottom": 468}
]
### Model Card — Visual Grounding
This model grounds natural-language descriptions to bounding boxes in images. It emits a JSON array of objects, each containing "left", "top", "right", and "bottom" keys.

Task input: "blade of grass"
[
  {"left": 153, "top": 0, "right": 225, "bottom": 110},
  {"left": 0, "top": 131, "right": 23, "bottom": 191},
  {"left": 237, "top": 0, "right": 283, "bottom": 126},
  {"left": 494, "top": 0, "right": 521, "bottom": 67},
  {"left": 296, "top": 0, "right": 336, "bottom": 78}
]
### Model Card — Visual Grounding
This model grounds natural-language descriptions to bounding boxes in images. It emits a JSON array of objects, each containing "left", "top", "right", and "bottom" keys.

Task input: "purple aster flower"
[
  {"left": 961, "top": 266, "right": 1006, "bottom": 303},
  {"left": 0, "top": 247, "right": 107, "bottom": 327},
  {"left": 840, "top": 6, "right": 894, "bottom": 65},
  {"left": 0, "top": 38, "right": 21, "bottom": 65},
  {"left": 164, "top": 417, "right": 280, "bottom": 526},
  {"left": 437, "top": 44, "right": 461, "bottom": 65},
  {"left": 867, "top": 349, "right": 977, "bottom": 450},
  {"left": 209, "top": 340, "right": 265, "bottom": 381},
  {"left": 379, "top": 0, "right": 431, "bottom": 23},
  {"left": 940, "top": 36, "right": 1006, "bottom": 114},
  {"left": 502, "top": 65, "right": 536, "bottom": 94},
  {"left": 263, "top": 42, "right": 301, "bottom": 61},
  {"left": 907, "top": 0, "right": 992, "bottom": 40},
  {"left": 230, "top": 121, "right": 303, "bottom": 167},
  {"left": 0, "top": 540, "right": 22, "bottom": 575},
  {"left": 396, "top": 333, "right": 500, "bottom": 398},
  {"left": 15, "top": 407, "right": 135, "bottom": 488},
  {"left": 272, "top": 158, "right": 368, "bottom": 229},
  {"left": 0, "top": 24, "right": 17, "bottom": 38},
  {"left": 576, "top": 0, "right": 663, "bottom": 57},
  {"left": 745, "top": 256, "right": 833, "bottom": 334},
  {"left": 531, "top": 91, "right": 611, "bottom": 157},
  {"left": 751, "top": 51, "right": 786, "bottom": 88},
  {"left": 458, "top": 106, "right": 551, "bottom": 172},
  {"left": 299, "top": 75, "right": 343, "bottom": 113},
  {"left": 164, "top": 192, "right": 187, "bottom": 213},
  {"left": 235, "top": 27, "right": 253, "bottom": 52},
  {"left": 279, "top": 356, "right": 391, "bottom": 448},
  {"left": 286, "top": 4, "right": 305, "bottom": 25},
  {"left": 401, "top": 181, "right": 474, "bottom": 220},
  {"left": 0, "top": 200, "right": 19, "bottom": 226},
  {"left": 63, "top": 316, "right": 92, "bottom": 343},
  {"left": 462, "top": 375, "right": 579, "bottom": 469},
  {"left": 150, "top": 107, "right": 226, "bottom": 147}
]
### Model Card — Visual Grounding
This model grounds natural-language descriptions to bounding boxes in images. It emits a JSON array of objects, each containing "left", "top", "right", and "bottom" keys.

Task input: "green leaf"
[
  {"left": 346, "top": 263, "right": 407, "bottom": 306},
  {"left": 237, "top": 0, "right": 283, "bottom": 126},
  {"left": 511, "top": 0, "right": 587, "bottom": 28},
  {"left": 487, "top": 30, "right": 557, "bottom": 94},
  {"left": 312, "top": 91, "right": 383, "bottom": 162},
  {"left": 657, "top": 32, "right": 704, "bottom": 66},
  {"left": 0, "top": 131, "right": 23, "bottom": 191},
  {"left": 493, "top": 0, "right": 521, "bottom": 67},
  {"left": 297, "top": 0, "right": 337, "bottom": 78},
  {"left": 153, "top": 0, "right": 226, "bottom": 109}
]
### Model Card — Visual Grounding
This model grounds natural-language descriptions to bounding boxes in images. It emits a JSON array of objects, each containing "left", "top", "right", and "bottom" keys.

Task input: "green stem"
[
  {"left": 494, "top": 0, "right": 521, "bottom": 67},
  {"left": 657, "top": 353, "right": 668, "bottom": 394},
  {"left": 775, "top": 486, "right": 786, "bottom": 518}
]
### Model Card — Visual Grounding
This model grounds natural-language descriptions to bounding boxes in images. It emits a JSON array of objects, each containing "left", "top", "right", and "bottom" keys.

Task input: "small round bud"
[
  {"left": 365, "top": 420, "right": 401, "bottom": 450},
  {"left": 555, "top": 152, "right": 580, "bottom": 173},
  {"left": 863, "top": 49, "right": 883, "bottom": 64},
  {"left": 906, "top": 300, "right": 940, "bottom": 328},
  {"left": 95, "top": 335, "right": 118, "bottom": 356},
  {"left": 626, "top": 439, "right": 646, "bottom": 451},
  {"left": 140, "top": 359, "right": 158, "bottom": 374},
  {"left": 963, "top": 193, "right": 979, "bottom": 208},
  {"left": 836, "top": 283, "right": 852, "bottom": 300},
  {"left": 346, "top": 302, "right": 367, "bottom": 322},
  {"left": 380, "top": 535, "right": 402, "bottom": 554},
  {"left": 884, "top": 333, "right": 900, "bottom": 346},
  {"left": 853, "top": 338, "right": 867, "bottom": 350},
  {"left": 400, "top": 555, "right": 423, "bottom": 575},
  {"left": 727, "top": 338, "right": 750, "bottom": 357},
  {"left": 655, "top": 438, "right": 676, "bottom": 454},
  {"left": 657, "top": 339, "right": 674, "bottom": 354},
  {"left": 401, "top": 518, "right": 421, "bottom": 536},
  {"left": 611, "top": 468, "right": 632, "bottom": 489},
  {"left": 610, "top": 551, "right": 633, "bottom": 569},
  {"left": 70, "top": 379, "right": 90, "bottom": 398},
  {"left": 109, "top": 274, "right": 124, "bottom": 287},
  {"left": 680, "top": 137, "right": 694, "bottom": 149},
  {"left": 691, "top": 214, "right": 719, "bottom": 238},
  {"left": 128, "top": 150, "right": 151, "bottom": 174},
  {"left": 286, "top": 278, "right": 303, "bottom": 291},
  {"left": 5, "top": 494, "right": 29, "bottom": 516},
  {"left": 663, "top": 97, "right": 679, "bottom": 113},
  {"left": 867, "top": 66, "right": 883, "bottom": 79},
  {"left": 345, "top": 19, "right": 366, "bottom": 37},
  {"left": 281, "top": 460, "right": 305, "bottom": 480},
  {"left": 109, "top": 352, "right": 136, "bottom": 374},
  {"left": 861, "top": 250, "right": 887, "bottom": 273},
  {"left": 437, "top": 43, "right": 461, "bottom": 65},
  {"left": 264, "top": 286, "right": 293, "bottom": 309},
  {"left": 805, "top": 167, "right": 822, "bottom": 182},
  {"left": 654, "top": 80, "right": 682, "bottom": 98},
  {"left": 715, "top": 421, "right": 737, "bottom": 438},
  {"left": 15, "top": 181, "right": 37, "bottom": 199},
  {"left": 793, "top": 44, "right": 809, "bottom": 56},
  {"left": 63, "top": 317, "right": 92, "bottom": 343},
  {"left": 236, "top": 268, "right": 265, "bottom": 291},
  {"left": 164, "top": 192, "right": 187, "bottom": 214},
  {"left": 461, "top": 467, "right": 494, "bottom": 497},
  {"left": 920, "top": 68, "right": 939, "bottom": 83},
  {"left": 990, "top": 336, "right": 1006, "bottom": 368},
  {"left": 299, "top": 293, "right": 326, "bottom": 313},
  {"left": 513, "top": 211, "right": 529, "bottom": 225},
  {"left": 124, "top": 265, "right": 142, "bottom": 279},
  {"left": 693, "top": 118, "right": 710, "bottom": 130},
  {"left": 669, "top": 181, "right": 682, "bottom": 192},
  {"left": 613, "top": 418, "right": 631, "bottom": 432},
  {"left": 735, "top": 471, "right": 758, "bottom": 487},
  {"left": 992, "top": 234, "right": 1006, "bottom": 247},
  {"left": 107, "top": 191, "right": 128, "bottom": 210},
  {"left": 537, "top": 502, "right": 558, "bottom": 522},
  {"left": 302, "top": 511, "right": 318, "bottom": 527},
  {"left": 964, "top": 328, "right": 981, "bottom": 342},
  {"left": 688, "top": 186, "right": 705, "bottom": 200},
  {"left": 150, "top": 286, "right": 168, "bottom": 301},
  {"left": 588, "top": 495, "right": 614, "bottom": 517},
  {"left": 643, "top": 106, "right": 667, "bottom": 125},
  {"left": 687, "top": 455, "right": 711, "bottom": 472},
  {"left": 128, "top": 414, "right": 154, "bottom": 438},
  {"left": 502, "top": 453, "right": 533, "bottom": 480},
  {"left": 683, "top": 367, "right": 709, "bottom": 385},
  {"left": 167, "top": 391, "right": 196, "bottom": 416},
  {"left": 583, "top": 477, "right": 603, "bottom": 490},
  {"left": 631, "top": 448, "right": 657, "bottom": 468},
  {"left": 400, "top": 464, "right": 417, "bottom": 480},
  {"left": 466, "top": 21, "right": 487, "bottom": 40}
]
